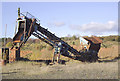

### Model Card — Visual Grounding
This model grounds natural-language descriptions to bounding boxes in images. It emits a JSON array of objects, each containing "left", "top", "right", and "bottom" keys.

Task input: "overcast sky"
[{"left": 1, "top": 2, "right": 118, "bottom": 38}]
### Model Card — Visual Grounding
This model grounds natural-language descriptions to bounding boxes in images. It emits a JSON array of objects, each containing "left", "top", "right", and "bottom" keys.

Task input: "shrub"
[
  {"left": 36, "top": 44, "right": 46, "bottom": 51},
  {"left": 6, "top": 42, "right": 12, "bottom": 47},
  {"left": 115, "top": 36, "right": 120, "bottom": 42},
  {"left": 72, "top": 41, "right": 75, "bottom": 45},
  {"left": 72, "top": 35, "right": 77, "bottom": 40},
  {"left": 47, "top": 45, "right": 53, "bottom": 50}
]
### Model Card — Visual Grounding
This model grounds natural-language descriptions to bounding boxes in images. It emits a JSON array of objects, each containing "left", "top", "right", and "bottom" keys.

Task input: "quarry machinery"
[
  {"left": 10, "top": 8, "right": 82, "bottom": 62},
  {"left": 1, "top": 8, "right": 100, "bottom": 64}
]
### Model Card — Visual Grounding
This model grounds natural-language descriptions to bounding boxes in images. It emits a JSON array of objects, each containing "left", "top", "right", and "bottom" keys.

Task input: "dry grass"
[
  {"left": 1, "top": 60, "right": 118, "bottom": 79},
  {"left": 1, "top": 41, "right": 119, "bottom": 79},
  {"left": 29, "top": 48, "right": 53, "bottom": 60}
]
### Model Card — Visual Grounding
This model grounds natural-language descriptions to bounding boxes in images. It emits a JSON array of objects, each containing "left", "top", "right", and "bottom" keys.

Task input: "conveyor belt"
[{"left": 12, "top": 15, "right": 81, "bottom": 56}]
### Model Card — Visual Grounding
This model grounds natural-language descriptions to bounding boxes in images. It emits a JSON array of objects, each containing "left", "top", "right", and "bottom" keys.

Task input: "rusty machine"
[
  {"left": 2, "top": 8, "right": 101, "bottom": 64},
  {"left": 11, "top": 8, "right": 81, "bottom": 62}
]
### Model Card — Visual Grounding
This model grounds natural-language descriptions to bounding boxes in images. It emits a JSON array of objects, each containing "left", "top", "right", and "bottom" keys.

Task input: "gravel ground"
[{"left": 1, "top": 60, "right": 119, "bottom": 79}]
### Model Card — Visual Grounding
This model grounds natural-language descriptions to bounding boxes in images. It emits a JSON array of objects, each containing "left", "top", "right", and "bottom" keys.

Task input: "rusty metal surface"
[
  {"left": 9, "top": 48, "right": 20, "bottom": 63},
  {"left": 9, "top": 48, "right": 16, "bottom": 63},
  {"left": 89, "top": 43, "right": 101, "bottom": 52},
  {"left": 80, "top": 36, "right": 102, "bottom": 53},
  {"left": 83, "top": 36, "right": 102, "bottom": 44},
  {"left": 13, "top": 30, "right": 24, "bottom": 42}
]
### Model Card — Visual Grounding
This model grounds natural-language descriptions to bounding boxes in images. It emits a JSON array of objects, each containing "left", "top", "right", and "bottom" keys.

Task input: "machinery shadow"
[
  {"left": 19, "top": 57, "right": 67, "bottom": 65},
  {"left": 98, "top": 56, "right": 120, "bottom": 63},
  {"left": 75, "top": 52, "right": 99, "bottom": 62},
  {"left": 18, "top": 54, "right": 120, "bottom": 65},
  {"left": 2, "top": 72, "right": 17, "bottom": 75}
]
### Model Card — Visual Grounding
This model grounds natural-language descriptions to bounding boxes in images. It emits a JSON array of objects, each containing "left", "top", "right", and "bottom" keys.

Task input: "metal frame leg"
[
  {"left": 52, "top": 52, "right": 56, "bottom": 63},
  {"left": 57, "top": 53, "right": 60, "bottom": 63}
]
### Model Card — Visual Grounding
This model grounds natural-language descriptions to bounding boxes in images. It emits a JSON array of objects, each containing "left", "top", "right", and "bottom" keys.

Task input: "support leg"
[
  {"left": 57, "top": 53, "right": 60, "bottom": 64},
  {"left": 52, "top": 52, "right": 55, "bottom": 63}
]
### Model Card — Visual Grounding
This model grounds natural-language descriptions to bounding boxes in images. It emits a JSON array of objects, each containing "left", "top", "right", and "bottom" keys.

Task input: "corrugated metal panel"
[{"left": 83, "top": 36, "right": 102, "bottom": 44}]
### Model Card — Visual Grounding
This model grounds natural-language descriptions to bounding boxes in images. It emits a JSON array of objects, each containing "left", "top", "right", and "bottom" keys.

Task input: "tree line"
[{"left": 0, "top": 35, "right": 120, "bottom": 48}]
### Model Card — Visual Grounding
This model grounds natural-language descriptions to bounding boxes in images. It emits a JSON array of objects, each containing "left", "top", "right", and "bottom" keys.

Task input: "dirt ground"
[
  {"left": 0, "top": 44, "right": 119, "bottom": 79},
  {"left": 1, "top": 60, "right": 119, "bottom": 79},
  {"left": 98, "top": 45, "right": 119, "bottom": 60}
]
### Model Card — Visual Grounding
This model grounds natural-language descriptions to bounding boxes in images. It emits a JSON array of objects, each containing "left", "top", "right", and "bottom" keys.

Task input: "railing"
[{"left": 20, "top": 12, "right": 40, "bottom": 24}]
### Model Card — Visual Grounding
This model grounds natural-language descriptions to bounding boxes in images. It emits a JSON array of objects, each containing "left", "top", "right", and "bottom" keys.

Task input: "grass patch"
[{"left": 101, "top": 41, "right": 118, "bottom": 48}]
